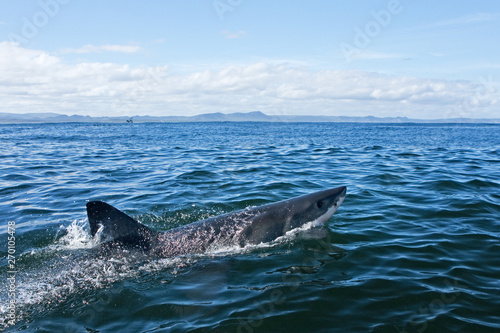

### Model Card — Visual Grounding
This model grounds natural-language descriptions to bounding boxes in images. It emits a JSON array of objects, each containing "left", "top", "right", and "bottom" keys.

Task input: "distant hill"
[{"left": 0, "top": 111, "right": 499, "bottom": 124}]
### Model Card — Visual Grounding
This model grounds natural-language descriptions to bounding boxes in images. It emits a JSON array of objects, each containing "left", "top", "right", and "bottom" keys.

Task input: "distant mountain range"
[{"left": 0, "top": 111, "right": 499, "bottom": 124}]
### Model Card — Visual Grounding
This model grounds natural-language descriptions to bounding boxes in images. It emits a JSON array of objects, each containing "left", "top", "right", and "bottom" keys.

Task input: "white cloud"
[
  {"left": 221, "top": 30, "right": 246, "bottom": 39},
  {"left": 350, "top": 51, "right": 404, "bottom": 61},
  {"left": 0, "top": 42, "right": 497, "bottom": 119},
  {"left": 432, "top": 12, "right": 500, "bottom": 27},
  {"left": 418, "top": 12, "right": 500, "bottom": 30},
  {"left": 60, "top": 44, "right": 142, "bottom": 54},
  {"left": 429, "top": 52, "right": 445, "bottom": 57}
]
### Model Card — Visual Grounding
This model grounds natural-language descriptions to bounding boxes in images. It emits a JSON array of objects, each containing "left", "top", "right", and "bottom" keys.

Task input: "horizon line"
[{"left": 1, "top": 111, "right": 500, "bottom": 124}]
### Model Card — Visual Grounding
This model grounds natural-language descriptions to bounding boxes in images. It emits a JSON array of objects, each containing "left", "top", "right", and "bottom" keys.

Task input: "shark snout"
[
  {"left": 319, "top": 186, "right": 346, "bottom": 222},
  {"left": 326, "top": 186, "right": 347, "bottom": 205},
  {"left": 338, "top": 186, "right": 347, "bottom": 198},
  {"left": 337, "top": 186, "right": 346, "bottom": 203}
]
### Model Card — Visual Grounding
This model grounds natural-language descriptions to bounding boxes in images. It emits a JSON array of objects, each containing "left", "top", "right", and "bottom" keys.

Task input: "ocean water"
[{"left": 0, "top": 122, "right": 499, "bottom": 333}]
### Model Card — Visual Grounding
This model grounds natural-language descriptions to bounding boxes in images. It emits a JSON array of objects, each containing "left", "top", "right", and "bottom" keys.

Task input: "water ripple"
[{"left": 0, "top": 123, "right": 499, "bottom": 332}]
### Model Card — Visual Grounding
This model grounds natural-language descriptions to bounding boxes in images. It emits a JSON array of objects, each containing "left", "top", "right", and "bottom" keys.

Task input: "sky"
[{"left": 0, "top": 0, "right": 499, "bottom": 119}]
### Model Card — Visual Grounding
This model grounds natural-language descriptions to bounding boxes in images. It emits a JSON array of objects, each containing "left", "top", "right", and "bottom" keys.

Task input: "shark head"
[
  {"left": 284, "top": 186, "right": 347, "bottom": 232},
  {"left": 241, "top": 186, "right": 347, "bottom": 244}
]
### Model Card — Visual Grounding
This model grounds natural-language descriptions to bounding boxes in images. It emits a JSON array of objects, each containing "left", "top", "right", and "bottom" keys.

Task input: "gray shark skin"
[{"left": 86, "top": 186, "right": 346, "bottom": 257}]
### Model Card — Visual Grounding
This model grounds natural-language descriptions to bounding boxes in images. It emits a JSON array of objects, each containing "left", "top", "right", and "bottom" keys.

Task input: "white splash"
[{"left": 55, "top": 218, "right": 96, "bottom": 250}]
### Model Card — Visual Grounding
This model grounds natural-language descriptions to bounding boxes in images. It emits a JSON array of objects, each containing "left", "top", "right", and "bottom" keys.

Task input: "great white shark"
[{"left": 86, "top": 186, "right": 346, "bottom": 257}]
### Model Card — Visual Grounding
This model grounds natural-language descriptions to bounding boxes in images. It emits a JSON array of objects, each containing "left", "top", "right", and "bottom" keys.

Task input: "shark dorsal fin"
[{"left": 86, "top": 201, "right": 157, "bottom": 250}]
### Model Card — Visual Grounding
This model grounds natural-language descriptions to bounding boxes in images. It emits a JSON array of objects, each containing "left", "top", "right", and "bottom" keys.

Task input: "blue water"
[{"left": 1, "top": 122, "right": 499, "bottom": 332}]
